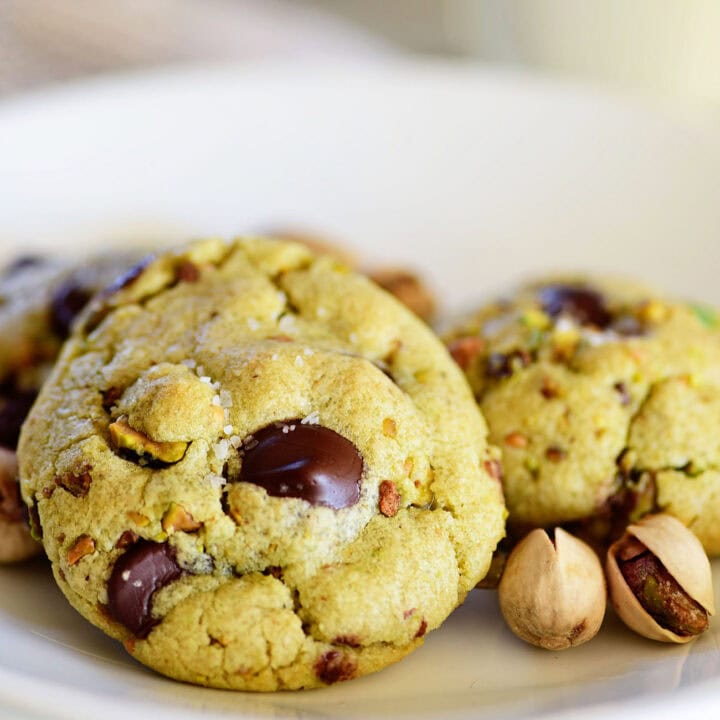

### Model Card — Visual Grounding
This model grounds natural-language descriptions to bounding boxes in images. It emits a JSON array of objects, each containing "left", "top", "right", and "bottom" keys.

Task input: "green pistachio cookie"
[
  {"left": 19, "top": 237, "right": 505, "bottom": 691},
  {"left": 0, "top": 253, "right": 138, "bottom": 562},
  {"left": 445, "top": 276, "right": 720, "bottom": 556}
]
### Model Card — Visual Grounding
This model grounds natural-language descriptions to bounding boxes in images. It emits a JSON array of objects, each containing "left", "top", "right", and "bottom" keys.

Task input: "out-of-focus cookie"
[
  {"left": 445, "top": 275, "right": 720, "bottom": 556},
  {"left": 0, "top": 252, "right": 140, "bottom": 561},
  {"left": 19, "top": 237, "right": 505, "bottom": 691}
]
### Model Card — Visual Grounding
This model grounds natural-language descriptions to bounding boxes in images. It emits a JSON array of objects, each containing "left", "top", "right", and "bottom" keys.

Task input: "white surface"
[{"left": 1, "top": 61, "right": 720, "bottom": 720}]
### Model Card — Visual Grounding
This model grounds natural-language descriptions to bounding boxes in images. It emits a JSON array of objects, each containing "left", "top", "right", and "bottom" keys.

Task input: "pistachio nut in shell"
[
  {"left": 498, "top": 527, "right": 606, "bottom": 650},
  {"left": 606, "top": 513, "right": 715, "bottom": 643}
]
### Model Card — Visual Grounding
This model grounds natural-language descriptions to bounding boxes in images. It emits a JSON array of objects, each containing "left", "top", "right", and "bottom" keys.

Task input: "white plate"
[{"left": 1, "top": 61, "right": 720, "bottom": 720}]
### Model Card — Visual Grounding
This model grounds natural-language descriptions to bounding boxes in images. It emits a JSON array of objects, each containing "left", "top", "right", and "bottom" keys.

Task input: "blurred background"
[{"left": 1, "top": 0, "right": 719, "bottom": 111}]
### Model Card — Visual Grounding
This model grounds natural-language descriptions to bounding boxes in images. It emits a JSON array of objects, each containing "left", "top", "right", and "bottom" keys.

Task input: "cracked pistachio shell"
[
  {"left": 606, "top": 513, "right": 715, "bottom": 643},
  {"left": 498, "top": 528, "right": 606, "bottom": 650}
]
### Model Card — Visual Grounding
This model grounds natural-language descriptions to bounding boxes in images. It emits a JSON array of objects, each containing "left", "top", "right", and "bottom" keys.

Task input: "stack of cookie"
[{"left": 6, "top": 237, "right": 719, "bottom": 689}]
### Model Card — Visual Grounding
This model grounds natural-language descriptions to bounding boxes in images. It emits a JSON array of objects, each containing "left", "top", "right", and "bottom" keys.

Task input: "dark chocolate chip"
[
  {"left": 107, "top": 541, "right": 182, "bottom": 638},
  {"left": 238, "top": 423, "right": 362, "bottom": 510},
  {"left": 0, "top": 389, "right": 37, "bottom": 449},
  {"left": 314, "top": 650, "right": 357, "bottom": 684},
  {"left": 539, "top": 285, "right": 612, "bottom": 329},
  {"left": 50, "top": 281, "right": 93, "bottom": 338}
]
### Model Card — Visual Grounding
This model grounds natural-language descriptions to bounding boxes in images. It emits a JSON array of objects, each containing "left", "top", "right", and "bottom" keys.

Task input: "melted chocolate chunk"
[
  {"left": 539, "top": 285, "right": 612, "bottom": 329},
  {"left": 0, "top": 388, "right": 37, "bottom": 449},
  {"left": 107, "top": 541, "right": 182, "bottom": 638},
  {"left": 50, "top": 281, "right": 93, "bottom": 338},
  {"left": 239, "top": 423, "right": 362, "bottom": 509}
]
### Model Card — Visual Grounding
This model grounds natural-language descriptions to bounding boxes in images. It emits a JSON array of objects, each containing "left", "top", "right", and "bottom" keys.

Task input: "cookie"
[
  {"left": 18, "top": 237, "right": 505, "bottom": 691},
  {"left": 0, "top": 252, "right": 139, "bottom": 562},
  {"left": 445, "top": 276, "right": 720, "bottom": 556}
]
